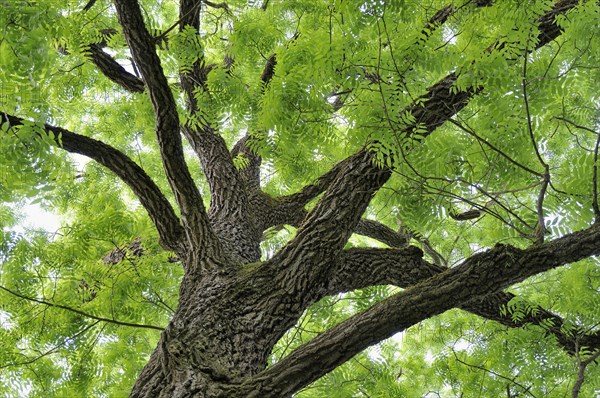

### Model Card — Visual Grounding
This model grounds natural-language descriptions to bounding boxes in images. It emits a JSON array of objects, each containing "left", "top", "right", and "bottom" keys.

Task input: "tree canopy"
[{"left": 1, "top": 0, "right": 600, "bottom": 396}]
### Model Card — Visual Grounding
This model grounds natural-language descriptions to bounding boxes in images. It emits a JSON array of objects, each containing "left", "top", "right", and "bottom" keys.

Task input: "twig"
[
  {"left": 453, "top": 351, "right": 538, "bottom": 398},
  {"left": 448, "top": 118, "right": 543, "bottom": 177},
  {"left": 0, "top": 285, "right": 164, "bottom": 331},
  {"left": 552, "top": 116, "right": 599, "bottom": 135},
  {"left": 522, "top": 40, "right": 550, "bottom": 244},
  {"left": 0, "top": 321, "right": 101, "bottom": 369}
]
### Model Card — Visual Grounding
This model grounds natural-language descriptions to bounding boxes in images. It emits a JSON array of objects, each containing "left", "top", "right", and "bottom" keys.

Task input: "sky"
[
  {"left": 9, "top": 153, "right": 90, "bottom": 234},
  {"left": 16, "top": 202, "right": 61, "bottom": 234}
]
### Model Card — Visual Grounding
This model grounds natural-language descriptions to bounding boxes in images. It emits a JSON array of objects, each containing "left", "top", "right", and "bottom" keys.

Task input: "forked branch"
[
  {"left": 248, "top": 222, "right": 600, "bottom": 397},
  {"left": 112, "top": 0, "right": 217, "bottom": 259},
  {"left": 328, "top": 247, "right": 600, "bottom": 355}
]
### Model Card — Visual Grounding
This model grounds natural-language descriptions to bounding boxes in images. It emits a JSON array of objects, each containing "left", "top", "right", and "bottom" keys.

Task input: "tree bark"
[{"left": 6, "top": 0, "right": 590, "bottom": 396}]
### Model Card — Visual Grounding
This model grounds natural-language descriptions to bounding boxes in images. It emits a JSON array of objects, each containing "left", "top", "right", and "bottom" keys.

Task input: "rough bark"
[
  {"left": 7, "top": 0, "right": 591, "bottom": 396},
  {"left": 329, "top": 248, "right": 600, "bottom": 355}
]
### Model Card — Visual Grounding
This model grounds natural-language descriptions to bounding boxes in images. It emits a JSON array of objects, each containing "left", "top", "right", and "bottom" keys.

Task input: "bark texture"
[{"left": 4, "top": 0, "right": 595, "bottom": 397}]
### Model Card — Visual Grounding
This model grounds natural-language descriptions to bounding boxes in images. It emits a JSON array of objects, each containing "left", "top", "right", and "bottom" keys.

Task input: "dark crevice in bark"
[{"left": 1, "top": 113, "right": 183, "bottom": 253}]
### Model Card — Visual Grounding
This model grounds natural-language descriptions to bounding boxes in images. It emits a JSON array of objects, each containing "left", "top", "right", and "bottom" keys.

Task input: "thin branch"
[
  {"left": 572, "top": 349, "right": 600, "bottom": 398},
  {"left": 535, "top": 169, "right": 550, "bottom": 244},
  {"left": 0, "top": 285, "right": 164, "bottom": 331},
  {"left": 0, "top": 321, "right": 101, "bottom": 369},
  {"left": 552, "top": 116, "right": 599, "bottom": 135},
  {"left": 203, "top": 0, "right": 229, "bottom": 11},
  {"left": 522, "top": 46, "right": 546, "bottom": 168},
  {"left": 453, "top": 352, "right": 537, "bottom": 398},
  {"left": 154, "top": 1, "right": 203, "bottom": 43},
  {"left": 522, "top": 42, "right": 551, "bottom": 244},
  {"left": 448, "top": 118, "right": 544, "bottom": 177}
]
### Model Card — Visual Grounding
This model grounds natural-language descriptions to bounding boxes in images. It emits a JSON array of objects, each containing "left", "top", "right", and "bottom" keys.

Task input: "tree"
[{"left": 1, "top": 0, "right": 600, "bottom": 396}]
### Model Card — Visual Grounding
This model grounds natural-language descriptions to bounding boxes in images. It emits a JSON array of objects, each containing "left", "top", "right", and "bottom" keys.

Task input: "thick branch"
[
  {"left": 58, "top": 25, "right": 143, "bottom": 93},
  {"left": 330, "top": 247, "right": 600, "bottom": 355},
  {"left": 406, "top": 0, "right": 579, "bottom": 140},
  {"left": 176, "top": 0, "right": 260, "bottom": 262},
  {"left": 269, "top": 151, "right": 390, "bottom": 295},
  {"left": 248, "top": 222, "right": 600, "bottom": 397},
  {"left": 354, "top": 219, "right": 410, "bottom": 247},
  {"left": 112, "top": 0, "right": 217, "bottom": 259},
  {"left": 1, "top": 114, "right": 183, "bottom": 252}
]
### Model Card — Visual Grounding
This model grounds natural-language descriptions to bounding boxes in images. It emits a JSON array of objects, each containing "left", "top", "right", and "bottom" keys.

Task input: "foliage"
[{"left": 1, "top": 0, "right": 600, "bottom": 396}]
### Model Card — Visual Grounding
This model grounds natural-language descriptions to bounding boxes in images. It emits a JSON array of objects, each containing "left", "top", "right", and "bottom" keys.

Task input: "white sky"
[
  {"left": 14, "top": 202, "right": 61, "bottom": 234},
  {"left": 15, "top": 153, "right": 91, "bottom": 234}
]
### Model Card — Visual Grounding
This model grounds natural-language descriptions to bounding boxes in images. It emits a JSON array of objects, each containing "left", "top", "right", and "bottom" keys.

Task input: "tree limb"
[
  {"left": 247, "top": 222, "right": 600, "bottom": 397},
  {"left": 112, "top": 0, "right": 218, "bottom": 262},
  {"left": 269, "top": 151, "right": 390, "bottom": 298},
  {"left": 1, "top": 113, "right": 183, "bottom": 252},
  {"left": 176, "top": 0, "right": 260, "bottom": 263},
  {"left": 328, "top": 247, "right": 600, "bottom": 355}
]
